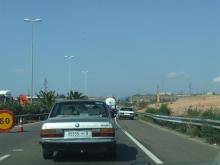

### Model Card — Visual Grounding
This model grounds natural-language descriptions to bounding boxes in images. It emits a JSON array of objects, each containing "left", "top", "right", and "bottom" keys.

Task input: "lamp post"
[
  {"left": 64, "top": 56, "right": 74, "bottom": 92},
  {"left": 24, "top": 18, "right": 42, "bottom": 104},
  {"left": 81, "top": 71, "right": 88, "bottom": 96}
]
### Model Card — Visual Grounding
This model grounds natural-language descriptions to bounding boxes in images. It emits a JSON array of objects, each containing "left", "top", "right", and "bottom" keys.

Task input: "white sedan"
[
  {"left": 39, "top": 100, "right": 116, "bottom": 159},
  {"left": 117, "top": 107, "right": 135, "bottom": 120}
]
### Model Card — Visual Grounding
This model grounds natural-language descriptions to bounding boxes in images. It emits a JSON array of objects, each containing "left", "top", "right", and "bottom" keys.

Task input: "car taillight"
[
  {"left": 92, "top": 128, "right": 115, "bottom": 137},
  {"left": 41, "top": 129, "right": 64, "bottom": 138}
]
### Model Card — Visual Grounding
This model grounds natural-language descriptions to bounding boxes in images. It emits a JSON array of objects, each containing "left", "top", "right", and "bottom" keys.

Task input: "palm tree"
[
  {"left": 37, "top": 90, "right": 56, "bottom": 112},
  {"left": 67, "top": 90, "right": 87, "bottom": 100}
]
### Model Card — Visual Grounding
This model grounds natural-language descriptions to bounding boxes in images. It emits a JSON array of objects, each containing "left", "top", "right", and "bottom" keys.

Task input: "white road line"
[
  {"left": 0, "top": 154, "right": 11, "bottom": 162},
  {"left": 12, "top": 149, "right": 24, "bottom": 152},
  {"left": 115, "top": 118, "right": 164, "bottom": 165}
]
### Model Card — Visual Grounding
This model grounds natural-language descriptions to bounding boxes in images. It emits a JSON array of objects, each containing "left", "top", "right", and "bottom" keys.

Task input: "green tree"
[
  {"left": 56, "top": 94, "right": 66, "bottom": 99},
  {"left": 158, "top": 104, "right": 171, "bottom": 115},
  {"left": 37, "top": 90, "right": 56, "bottom": 113},
  {"left": 67, "top": 90, "right": 87, "bottom": 100}
]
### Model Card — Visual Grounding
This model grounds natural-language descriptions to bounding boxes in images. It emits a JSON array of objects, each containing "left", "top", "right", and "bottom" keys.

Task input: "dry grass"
[
  {"left": 144, "top": 95, "right": 220, "bottom": 116},
  {"left": 169, "top": 95, "right": 220, "bottom": 115}
]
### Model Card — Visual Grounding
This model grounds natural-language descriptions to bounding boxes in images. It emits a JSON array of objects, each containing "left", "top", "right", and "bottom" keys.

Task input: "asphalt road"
[
  {"left": 118, "top": 119, "right": 220, "bottom": 165},
  {"left": 0, "top": 118, "right": 219, "bottom": 165}
]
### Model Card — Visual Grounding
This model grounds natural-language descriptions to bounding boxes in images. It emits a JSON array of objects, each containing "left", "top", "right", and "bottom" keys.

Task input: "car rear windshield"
[
  {"left": 120, "top": 108, "right": 133, "bottom": 111},
  {"left": 50, "top": 101, "right": 109, "bottom": 118}
]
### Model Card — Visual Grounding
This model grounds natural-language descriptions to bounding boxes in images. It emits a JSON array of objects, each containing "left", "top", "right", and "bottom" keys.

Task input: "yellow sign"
[{"left": 0, "top": 110, "right": 15, "bottom": 132}]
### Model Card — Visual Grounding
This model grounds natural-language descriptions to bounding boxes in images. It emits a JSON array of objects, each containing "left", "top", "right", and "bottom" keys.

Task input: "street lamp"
[
  {"left": 81, "top": 70, "right": 88, "bottom": 95},
  {"left": 24, "top": 18, "right": 42, "bottom": 104},
  {"left": 64, "top": 56, "right": 74, "bottom": 92}
]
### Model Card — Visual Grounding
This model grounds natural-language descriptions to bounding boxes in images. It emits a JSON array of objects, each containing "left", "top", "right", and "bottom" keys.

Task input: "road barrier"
[
  {"left": 17, "top": 117, "right": 23, "bottom": 132},
  {"left": 136, "top": 112, "right": 220, "bottom": 129},
  {"left": 15, "top": 113, "right": 49, "bottom": 125}
]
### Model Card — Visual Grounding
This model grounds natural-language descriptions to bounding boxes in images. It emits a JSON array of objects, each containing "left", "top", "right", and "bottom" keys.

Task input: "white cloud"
[
  {"left": 167, "top": 72, "right": 178, "bottom": 79},
  {"left": 167, "top": 71, "right": 189, "bottom": 80},
  {"left": 213, "top": 76, "right": 220, "bottom": 83}
]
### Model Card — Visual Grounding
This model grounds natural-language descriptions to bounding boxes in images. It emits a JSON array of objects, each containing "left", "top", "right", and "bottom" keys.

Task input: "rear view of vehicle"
[
  {"left": 118, "top": 107, "right": 135, "bottom": 120},
  {"left": 39, "top": 100, "right": 116, "bottom": 159}
]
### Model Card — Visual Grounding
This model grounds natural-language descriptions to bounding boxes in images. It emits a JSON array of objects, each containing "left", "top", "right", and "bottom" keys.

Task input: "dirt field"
[
  {"left": 145, "top": 95, "right": 220, "bottom": 116},
  {"left": 169, "top": 95, "right": 220, "bottom": 115}
]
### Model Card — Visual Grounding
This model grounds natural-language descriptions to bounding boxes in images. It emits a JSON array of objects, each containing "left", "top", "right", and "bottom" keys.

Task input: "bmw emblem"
[{"left": 75, "top": 123, "right": 80, "bottom": 128}]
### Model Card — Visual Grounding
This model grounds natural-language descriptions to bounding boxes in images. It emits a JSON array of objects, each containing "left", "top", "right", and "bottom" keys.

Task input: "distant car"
[
  {"left": 39, "top": 100, "right": 116, "bottom": 159},
  {"left": 118, "top": 107, "right": 135, "bottom": 120}
]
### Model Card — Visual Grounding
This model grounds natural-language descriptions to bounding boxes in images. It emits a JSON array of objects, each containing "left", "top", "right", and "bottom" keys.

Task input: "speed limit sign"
[{"left": 0, "top": 110, "right": 15, "bottom": 132}]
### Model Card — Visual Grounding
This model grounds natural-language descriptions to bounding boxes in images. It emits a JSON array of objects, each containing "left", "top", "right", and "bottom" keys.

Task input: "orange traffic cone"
[{"left": 18, "top": 117, "right": 24, "bottom": 132}]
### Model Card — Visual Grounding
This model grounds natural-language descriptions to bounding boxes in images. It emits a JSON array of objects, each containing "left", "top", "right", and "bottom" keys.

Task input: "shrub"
[
  {"left": 186, "top": 125, "right": 200, "bottom": 137},
  {"left": 166, "top": 122, "right": 177, "bottom": 129},
  {"left": 145, "top": 108, "right": 157, "bottom": 114},
  {"left": 0, "top": 102, "right": 43, "bottom": 115},
  {"left": 158, "top": 104, "right": 171, "bottom": 115},
  {"left": 0, "top": 102, "right": 23, "bottom": 115},
  {"left": 145, "top": 104, "right": 171, "bottom": 115},
  {"left": 23, "top": 103, "right": 41, "bottom": 114},
  {"left": 175, "top": 124, "right": 187, "bottom": 134},
  {"left": 187, "top": 107, "right": 201, "bottom": 117},
  {"left": 202, "top": 109, "right": 220, "bottom": 120},
  {"left": 201, "top": 124, "right": 216, "bottom": 143}
]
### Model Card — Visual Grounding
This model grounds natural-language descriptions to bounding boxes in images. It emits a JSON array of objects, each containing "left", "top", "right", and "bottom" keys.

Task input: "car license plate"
[{"left": 64, "top": 130, "right": 92, "bottom": 139}]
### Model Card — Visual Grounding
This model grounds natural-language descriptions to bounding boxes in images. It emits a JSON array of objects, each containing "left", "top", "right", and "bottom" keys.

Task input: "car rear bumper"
[
  {"left": 118, "top": 114, "right": 134, "bottom": 118},
  {"left": 39, "top": 138, "right": 116, "bottom": 152}
]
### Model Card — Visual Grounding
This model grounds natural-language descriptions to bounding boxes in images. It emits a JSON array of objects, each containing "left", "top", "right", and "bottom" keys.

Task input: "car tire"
[{"left": 42, "top": 148, "right": 53, "bottom": 159}]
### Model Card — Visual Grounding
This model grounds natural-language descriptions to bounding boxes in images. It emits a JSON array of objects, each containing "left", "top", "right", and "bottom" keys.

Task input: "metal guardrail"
[
  {"left": 15, "top": 113, "right": 49, "bottom": 125},
  {"left": 137, "top": 112, "right": 220, "bottom": 130},
  {"left": 13, "top": 112, "right": 220, "bottom": 129}
]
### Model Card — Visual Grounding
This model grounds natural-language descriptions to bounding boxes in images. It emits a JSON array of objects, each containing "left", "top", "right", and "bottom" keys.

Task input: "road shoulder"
[{"left": 138, "top": 118, "right": 220, "bottom": 150}]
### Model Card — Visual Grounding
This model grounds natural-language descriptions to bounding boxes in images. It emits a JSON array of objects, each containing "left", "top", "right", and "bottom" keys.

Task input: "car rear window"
[
  {"left": 50, "top": 102, "right": 108, "bottom": 118},
  {"left": 120, "top": 108, "right": 133, "bottom": 111}
]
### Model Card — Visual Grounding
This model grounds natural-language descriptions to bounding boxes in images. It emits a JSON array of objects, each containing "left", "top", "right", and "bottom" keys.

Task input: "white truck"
[
  {"left": 105, "top": 97, "right": 117, "bottom": 117},
  {"left": 0, "top": 90, "right": 13, "bottom": 104}
]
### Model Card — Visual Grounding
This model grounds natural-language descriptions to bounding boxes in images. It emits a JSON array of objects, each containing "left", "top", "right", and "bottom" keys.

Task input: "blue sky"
[{"left": 0, "top": 0, "right": 219, "bottom": 97}]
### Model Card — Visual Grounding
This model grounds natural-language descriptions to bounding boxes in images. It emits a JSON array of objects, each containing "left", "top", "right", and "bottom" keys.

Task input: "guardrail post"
[{"left": 186, "top": 119, "right": 192, "bottom": 135}]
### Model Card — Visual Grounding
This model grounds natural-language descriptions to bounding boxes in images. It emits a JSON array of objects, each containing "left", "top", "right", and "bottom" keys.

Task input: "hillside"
[{"left": 146, "top": 95, "right": 220, "bottom": 116}]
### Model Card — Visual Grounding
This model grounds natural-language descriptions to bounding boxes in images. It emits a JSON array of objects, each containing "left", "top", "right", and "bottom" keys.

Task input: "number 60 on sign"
[{"left": 0, "top": 110, "right": 15, "bottom": 132}]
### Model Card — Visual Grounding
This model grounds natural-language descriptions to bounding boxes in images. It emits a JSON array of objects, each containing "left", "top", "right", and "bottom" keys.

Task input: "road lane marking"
[
  {"left": 0, "top": 154, "right": 11, "bottom": 162},
  {"left": 115, "top": 118, "right": 164, "bottom": 165},
  {"left": 12, "top": 149, "right": 24, "bottom": 152}
]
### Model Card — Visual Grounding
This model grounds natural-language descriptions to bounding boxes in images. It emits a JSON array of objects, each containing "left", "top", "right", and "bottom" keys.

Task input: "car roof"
[{"left": 55, "top": 100, "right": 105, "bottom": 104}]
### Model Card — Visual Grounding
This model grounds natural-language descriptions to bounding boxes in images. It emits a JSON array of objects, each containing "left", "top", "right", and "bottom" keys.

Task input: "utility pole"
[
  {"left": 156, "top": 85, "right": 160, "bottom": 106},
  {"left": 43, "top": 79, "right": 48, "bottom": 92},
  {"left": 188, "top": 82, "right": 192, "bottom": 95}
]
